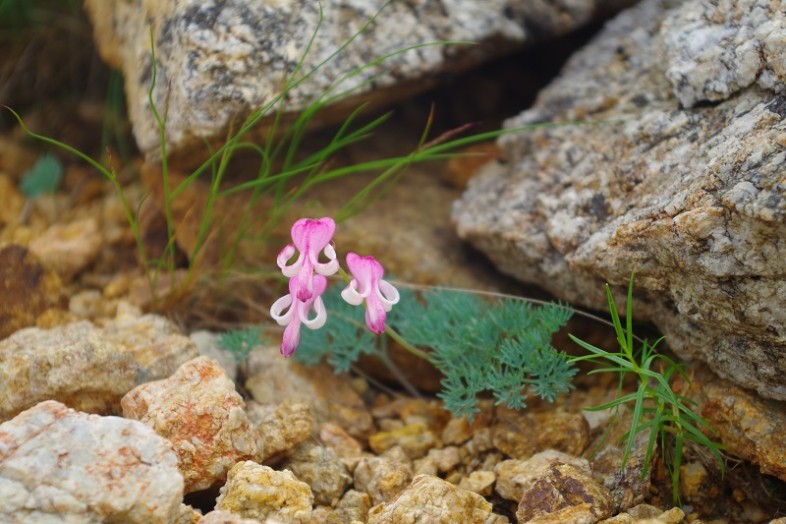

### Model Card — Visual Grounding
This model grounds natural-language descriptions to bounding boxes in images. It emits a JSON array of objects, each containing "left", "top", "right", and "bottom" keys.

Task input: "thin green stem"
[
  {"left": 147, "top": 27, "right": 176, "bottom": 287},
  {"left": 384, "top": 325, "right": 430, "bottom": 361}
]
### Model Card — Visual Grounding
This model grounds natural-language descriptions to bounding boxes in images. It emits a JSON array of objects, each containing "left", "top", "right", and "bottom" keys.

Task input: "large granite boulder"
[
  {"left": 453, "top": 0, "right": 786, "bottom": 400},
  {"left": 83, "top": 0, "right": 633, "bottom": 162}
]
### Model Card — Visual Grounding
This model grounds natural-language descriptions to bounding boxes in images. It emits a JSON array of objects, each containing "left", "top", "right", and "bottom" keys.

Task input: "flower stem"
[
  {"left": 336, "top": 265, "right": 351, "bottom": 283},
  {"left": 384, "top": 325, "right": 430, "bottom": 361}
]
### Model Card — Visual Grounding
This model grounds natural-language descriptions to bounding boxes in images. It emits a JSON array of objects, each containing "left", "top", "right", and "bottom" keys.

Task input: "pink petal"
[
  {"left": 291, "top": 217, "right": 336, "bottom": 256},
  {"left": 310, "top": 274, "right": 328, "bottom": 298},
  {"left": 281, "top": 319, "right": 302, "bottom": 358},
  {"left": 290, "top": 218, "right": 337, "bottom": 300},
  {"left": 364, "top": 294, "right": 387, "bottom": 334},
  {"left": 295, "top": 263, "right": 315, "bottom": 301},
  {"left": 345, "top": 252, "right": 384, "bottom": 297}
]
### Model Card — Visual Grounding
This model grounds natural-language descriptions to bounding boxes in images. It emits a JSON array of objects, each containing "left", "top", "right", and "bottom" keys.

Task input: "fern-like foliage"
[
  {"left": 295, "top": 286, "right": 576, "bottom": 420},
  {"left": 392, "top": 289, "right": 576, "bottom": 419},
  {"left": 219, "top": 325, "right": 265, "bottom": 363}
]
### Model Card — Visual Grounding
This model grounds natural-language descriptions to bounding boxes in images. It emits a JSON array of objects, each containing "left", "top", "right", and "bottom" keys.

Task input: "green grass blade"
[
  {"left": 671, "top": 431, "right": 684, "bottom": 505},
  {"left": 622, "top": 384, "right": 648, "bottom": 469},
  {"left": 626, "top": 273, "right": 635, "bottom": 353},
  {"left": 4, "top": 107, "right": 115, "bottom": 181},
  {"left": 586, "top": 392, "right": 642, "bottom": 411},
  {"left": 604, "top": 283, "right": 628, "bottom": 354}
]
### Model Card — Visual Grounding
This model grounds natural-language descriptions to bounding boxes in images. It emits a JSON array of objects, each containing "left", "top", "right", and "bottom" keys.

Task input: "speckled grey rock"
[
  {"left": 662, "top": 0, "right": 786, "bottom": 108},
  {"left": 0, "top": 400, "right": 183, "bottom": 523},
  {"left": 0, "top": 311, "right": 198, "bottom": 421},
  {"left": 453, "top": 0, "right": 786, "bottom": 401},
  {"left": 83, "top": 0, "right": 634, "bottom": 161}
]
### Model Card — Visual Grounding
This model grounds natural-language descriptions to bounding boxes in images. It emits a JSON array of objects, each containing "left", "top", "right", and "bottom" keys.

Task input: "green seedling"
[
  {"left": 18, "top": 153, "right": 62, "bottom": 223},
  {"left": 568, "top": 274, "right": 725, "bottom": 505}
]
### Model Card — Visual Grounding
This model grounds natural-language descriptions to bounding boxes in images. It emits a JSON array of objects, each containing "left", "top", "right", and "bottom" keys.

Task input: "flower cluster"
[{"left": 270, "top": 217, "right": 399, "bottom": 357}]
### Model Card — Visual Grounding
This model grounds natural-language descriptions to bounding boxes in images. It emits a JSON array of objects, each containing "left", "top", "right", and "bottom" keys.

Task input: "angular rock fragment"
[
  {"left": 318, "top": 422, "right": 364, "bottom": 472},
  {"left": 590, "top": 416, "right": 654, "bottom": 512},
  {"left": 198, "top": 510, "right": 261, "bottom": 523},
  {"left": 368, "top": 421, "right": 437, "bottom": 459},
  {"left": 122, "top": 356, "right": 258, "bottom": 492},
  {"left": 700, "top": 379, "right": 786, "bottom": 482},
  {"left": 353, "top": 454, "right": 413, "bottom": 506},
  {"left": 367, "top": 474, "right": 498, "bottom": 524},
  {"left": 491, "top": 409, "right": 590, "bottom": 459},
  {"left": 334, "top": 489, "right": 372, "bottom": 524},
  {"left": 190, "top": 330, "right": 239, "bottom": 382},
  {"left": 28, "top": 217, "right": 102, "bottom": 281},
  {"left": 495, "top": 449, "right": 591, "bottom": 502},
  {"left": 516, "top": 464, "right": 614, "bottom": 523},
  {"left": 249, "top": 400, "right": 314, "bottom": 464},
  {"left": 246, "top": 346, "right": 373, "bottom": 438},
  {"left": 215, "top": 461, "right": 313, "bottom": 523},
  {"left": 426, "top": 445, "right": 462, "bottom": 473},
  {"left": 282, "top": 442, "right": 352, "bottom": 507},
  {"left": 599, "top": 504, "right": 684, "bottom": 523},
  {"left": 0, "top": 400, "right": 183, "bottom": 523},
  {"left": 0, "top": 244, "right": 66, "bottom": 339},
  {"left": 458, "top": 470, "right": 497, "bottom": 497}
]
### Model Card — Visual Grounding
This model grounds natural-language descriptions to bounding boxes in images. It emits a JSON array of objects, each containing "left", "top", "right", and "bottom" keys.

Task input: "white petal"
[
  {"left": 314, "top": 244, "right": 339, "bottom": 276},
  {"left": 301, "top": 297, "right": 327, "bottom": 330},
  {"left": 377, "top": 280, "right": 400, "bottom": 312},
  {"left": 341, "top": 281, "right": 364, "bottom": 306},
  {"left": 278, "top": 248, "right": 304, "bottom": 278},
  {"left": 270, "top": 294, "right": 294, "bottom": 326}
]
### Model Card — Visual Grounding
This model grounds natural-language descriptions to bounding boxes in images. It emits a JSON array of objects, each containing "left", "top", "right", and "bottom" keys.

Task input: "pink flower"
[
  {"left": 277, "top": 217, "right": 339, "bottom": 301},
  {"left": 341, "top": 252, "right": 400, "bottom": 334},
  {"left": 270, "top": 274, "right": 328, "bottom": 357}
]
